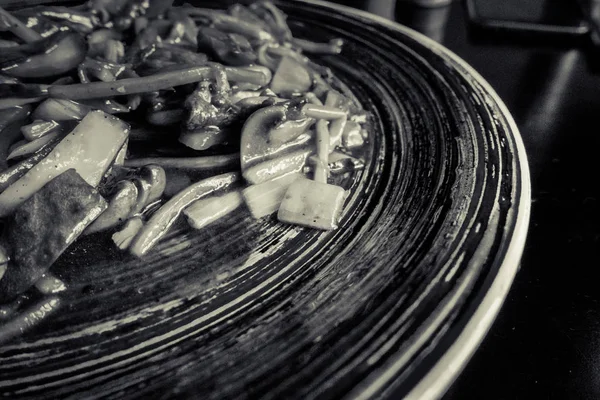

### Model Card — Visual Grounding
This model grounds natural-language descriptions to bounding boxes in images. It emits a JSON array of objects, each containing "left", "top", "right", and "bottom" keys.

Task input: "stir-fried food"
[{"left": 0, "top": 0, "right": 368, "bottom": 305}]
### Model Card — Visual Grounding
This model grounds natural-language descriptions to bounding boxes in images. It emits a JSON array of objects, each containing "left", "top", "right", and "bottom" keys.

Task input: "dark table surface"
[{"left": 328, "top": 0, "right": 600, "bottom": 398}]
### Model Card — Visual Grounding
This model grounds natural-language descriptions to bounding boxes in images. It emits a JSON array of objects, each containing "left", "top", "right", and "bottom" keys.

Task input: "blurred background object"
[
  {"left": 465, "top": 0, "right": 589, "bottom": 47},
  {"left": 397, "top": 0, "right": 451, "bottom": 6},
  {"left": 328, "top": 0, "right": 453, "bottom": 42},
  {"left": 395, "top": 0, "right": 451, "bottom": 42}
]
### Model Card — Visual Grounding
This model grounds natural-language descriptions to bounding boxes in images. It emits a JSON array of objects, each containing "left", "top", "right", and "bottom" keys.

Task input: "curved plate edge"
[
  {"left": 294, "top": 1, "right": 532, "bottom": 399},
  {"left": 400, "top": 25, "right": 532, "bottom": 400}
]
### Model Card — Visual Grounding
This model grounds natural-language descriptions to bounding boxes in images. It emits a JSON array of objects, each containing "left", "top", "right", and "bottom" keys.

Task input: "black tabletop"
[{"left": 328, "top": 0, "right": 600, "bottom": 398}]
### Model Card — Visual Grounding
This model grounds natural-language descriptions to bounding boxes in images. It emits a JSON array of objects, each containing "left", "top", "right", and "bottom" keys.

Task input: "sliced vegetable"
[
  {"left": 314, "top": 119, "right": 330, "bottom": 183},
  {"left": 21, "top": 120, "right": 61, "bottom": 141},
  {"left": 0, "top": 296, "right": 60, "bottom": 344},
  {"left": 277, "top": 177, "right": 346, "bottom": 230},
  {"left": 112, "top": 216, "right": 143, "bottom": 250},
  {"left": 243, "top": 149, "right": 311, "bottom": 184},
  {"left": 179, "top": 127, "right": 230, "bottom": 150},
  {"left": 127, "top": 164, "right": 166, "bottom": 215},
  {"left": 0, "top": 97, "right": 45, "bottom": 110},
  {"left": 230, "top": 89, "right": 262, "bottom": 104},
  {"left": 48, "top": 66, "right": 270, "bottom": 100},
  {"left": 342, "top": 120, "right": 365, "bottom": 148},
  {"left": 124, "top": 154, "right": 239, "bottom": 170},
  {"left": 329, "top": 115, "right": 347, "bottom": 148},
  {"left": 103, "top": 39, "right": 125, "bottom": 63},
  {"left": 240, "top": 105, "right": 286, "bottom": 169},
  {"left": 0, "top": 169, "right": 107, "bottom": 303},
  {"left": 0, "top": 6, "right": 42, "bottom": 43},
  {"left": 34, "top": 272, "right": 66, "bottom": 295},
  {"left": 0, "top": 82, "right": 49, "bottom": 99},
  {"left": 0, "top": 110, "right": 129, "bottom": 217},
  {"left": 85, "top": 180, "right": 138, "bottom": 234},
  {"left": 32, "top": 98, "right": 91, "bottom": 121},
  {"left": 166, "top": 9, "right": 197, "bottom": 44},
  {"left": 270, "top": 56, "right": 311, "bottom": 95},
  {"left": 0, "top": 244, "right": 8, "bottom": 281},
  {"left": 0, "top": 105, "right": 32, "bottom": 134},
  {"left": 324, "top": 90, "right": 348, "bottom": 148},
  {"left": 0, "top": 139, "right": 56, "bottom": 194},
  {"left": 1, "top": 32, "right": 87, "bottom": 78},
  {"left": 129, "top": 171, "right": 239, "bottom": 257},
  {"left": 7, "top": 139, "right": 25, "bottom": 155},
  {"left": 131, "top": 177, "right": 151, "bottom": 216},
  {"left": 0, "top": 105, "right": 32, "bottom": 169},
  {"left": 87, "top": 29, "right": 123, "bottom": 58},
  {"left": 113, "top": 138, "right": 128, "bottom": 166},
  {"left": 269, "top": 117, "right": 313, "bottom": 146},
  {"left": 78, "top": 57, "right": 127, "bottom": 83},
  {"left": 7, "top": 131, "right": 60, "bottom": 161},
  {"left": 16, "top": 6, "right": 99, "bottom": 34},
  {"left": 183, "top": 190, "right": 243, "bottom": 230},
  {"left": 242, "top": 172, "right": 302, "bottom": 219},
  {"left": 138, "top": 165, "right": 167, "bottom": 204},
  {"left": 277, "top": 91, "right": 349, "bottom": 229},
  {"left": 302, "top": 104, "right": 348, "bottom": 120},
  {"left": 80, "top": 63, "right": 116, "bottom": 84}
]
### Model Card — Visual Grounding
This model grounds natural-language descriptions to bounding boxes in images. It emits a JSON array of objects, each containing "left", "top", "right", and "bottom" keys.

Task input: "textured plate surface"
[{"left": 0, "top": 1, "right": 530, "bottom": 399}]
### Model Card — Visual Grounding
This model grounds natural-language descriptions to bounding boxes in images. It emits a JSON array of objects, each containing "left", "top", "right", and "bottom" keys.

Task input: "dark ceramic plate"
[{"left": 0, "top": 1, "right": 530, "bottom": 399}]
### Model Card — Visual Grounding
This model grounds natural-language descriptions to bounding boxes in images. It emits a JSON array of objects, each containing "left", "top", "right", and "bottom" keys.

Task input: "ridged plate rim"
[{"left": 294, "top": 1, "right": 531, "bottom": 398}]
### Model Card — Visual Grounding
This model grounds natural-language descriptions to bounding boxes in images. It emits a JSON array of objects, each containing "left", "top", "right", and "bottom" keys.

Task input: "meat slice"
[{"left": 0, "top": 169, "right": 107, "bottom": 303}]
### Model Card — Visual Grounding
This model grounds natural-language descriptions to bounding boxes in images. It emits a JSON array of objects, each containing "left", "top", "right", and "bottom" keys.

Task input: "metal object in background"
[
  {"left": 578, "top": 0, "right": 600, "bottom": 47},
  {"left": 395, "top": 0, "right": 452, "bottom": 42},
  {"left": 397, "top": 0, "right": 451, "bottom": 7},
  {"left": 463, "top": 0, "right": 600, "bottom": 71},
  {"left": 334, "top": 0, "right": 454, "bottom": 42},
  {"left": 464, "top": 0, "right": 590, "bottom": 47}
]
